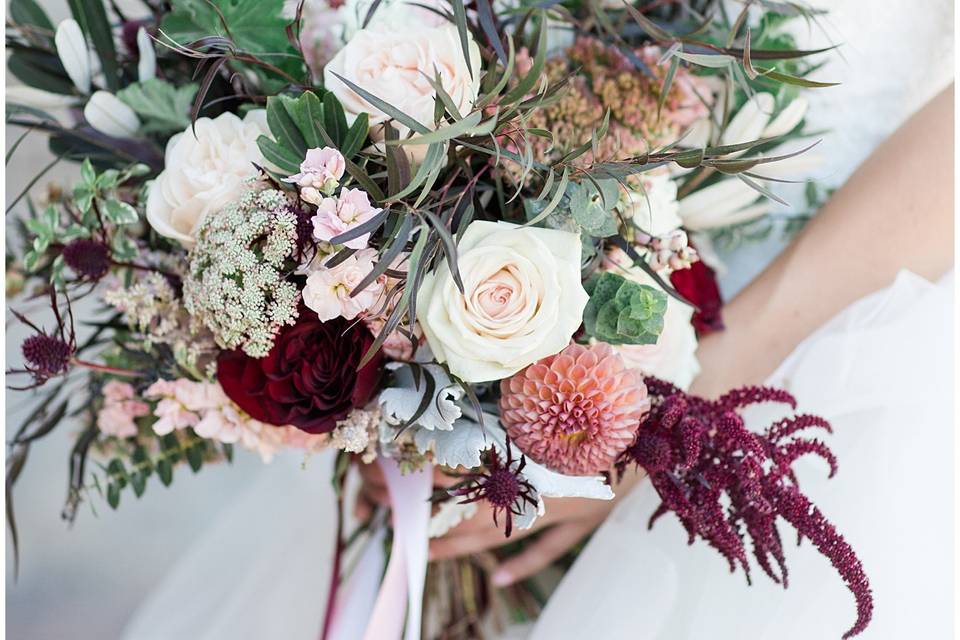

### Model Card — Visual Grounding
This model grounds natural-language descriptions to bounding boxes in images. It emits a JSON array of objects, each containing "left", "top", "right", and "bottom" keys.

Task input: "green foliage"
[
  {"left": 22, "top": 160, "right": 147, "bottom": 281},
  {"left": 9, "top": 0, "right": 55, "bottom": 33},
  {"left": 257, "top": 90, "right": 369, "bottom": 175},
  {"left": 6, "top": 49, "right": 73, "bottom": 94},
  {"left": 116, "top": 80, "right": 198, "bottom": 134},
  {"left": 100, "top": 433, "right": 223, "bottom": 510},
  {"left": 567, "top": 179, "right": 621, "bottom": 238},
  {"left": 583, "top": 271, "right": 668, "bottom": 345},
  {"left": 160, "top": 0, "right": 305, "bottom": 86}
]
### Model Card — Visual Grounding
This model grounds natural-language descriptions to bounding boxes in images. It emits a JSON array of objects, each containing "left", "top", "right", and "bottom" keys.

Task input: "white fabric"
[{"left": 530, "top": 269, "right": 954, "bottom": 639}]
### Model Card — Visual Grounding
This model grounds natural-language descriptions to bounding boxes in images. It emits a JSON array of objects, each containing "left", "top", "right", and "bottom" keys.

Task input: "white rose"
[
  {"left": 602, "top": 249, "right": 701, "bottom": 390},
  {"left": 621, "top": 170, "right": 682, "bottom": 236},
  {"left": 418, "top": 221, "right": 588, "bottom": 383},
  {"left": 146, "top": 110, "right": 268, "bottom": 247},
  {"left": 324, "top": 23, "right": 481, "bottom": 140}
]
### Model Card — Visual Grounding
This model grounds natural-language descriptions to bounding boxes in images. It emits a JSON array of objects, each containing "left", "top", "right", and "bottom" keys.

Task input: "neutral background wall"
[{"left": 3, "top": 3, "right": 270, "bottom": 638}]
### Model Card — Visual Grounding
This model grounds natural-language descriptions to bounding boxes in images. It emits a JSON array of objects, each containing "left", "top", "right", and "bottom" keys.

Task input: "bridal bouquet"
[{"left": 6, "top": 0, "right": 871, "bottom": 638}]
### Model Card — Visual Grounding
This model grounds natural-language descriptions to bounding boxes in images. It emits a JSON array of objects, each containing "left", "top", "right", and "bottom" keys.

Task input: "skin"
[{"left": 357, "top": 84, "right": 954, "bottom": 587}]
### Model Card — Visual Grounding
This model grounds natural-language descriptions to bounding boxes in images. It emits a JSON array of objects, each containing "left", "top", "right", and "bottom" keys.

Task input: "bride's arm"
[
  {"left": 424, "top": 86, "right": 954, "bottom": 583},
  {"left": 692, "top": 85, "right": 954, "bottom": 397}
]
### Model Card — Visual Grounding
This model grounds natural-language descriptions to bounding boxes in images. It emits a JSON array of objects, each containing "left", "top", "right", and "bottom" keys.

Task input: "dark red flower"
[
  {"left": 62, "top": 238, "right": 111, "bottom": 281},
  {"left": 217, "top": 311, "right": 382, "bottom": 434},
  {"left": 670, "top": 257, "right": 724, "bottom": 336}
]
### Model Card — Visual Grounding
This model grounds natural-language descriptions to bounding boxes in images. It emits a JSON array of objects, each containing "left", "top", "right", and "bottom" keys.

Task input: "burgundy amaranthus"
[{"left": 618, "top": 378, "right": 873, "bottom": 639}]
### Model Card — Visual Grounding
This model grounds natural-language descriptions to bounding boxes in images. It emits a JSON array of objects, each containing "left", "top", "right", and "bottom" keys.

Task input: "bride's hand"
[
  {"left": 355, "top": 460, "right": 645, "bottom": 586},
  {"left": 428, "top": 493, "right": 619, "bottom": 587}
]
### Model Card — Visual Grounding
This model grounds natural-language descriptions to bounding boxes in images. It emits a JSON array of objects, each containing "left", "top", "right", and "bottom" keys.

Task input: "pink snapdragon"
[
  {"left": 95, "top": 380, "right": 150, "bottom": 438},
  {"left": 143, "top": 378, "right": 328, "bottom": 462},
  {"left": 285, "top": 146, "right": 346, "bottom": 203},
  {"left": 312, "top": 187, "right": 381, "bottom": 249},
  {"left": 302, "top": 248, "right": 386, "bottom": 321}
]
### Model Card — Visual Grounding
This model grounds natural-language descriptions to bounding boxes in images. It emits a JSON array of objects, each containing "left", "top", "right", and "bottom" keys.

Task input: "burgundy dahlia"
[{"left": 217, "top": 312, "right": 382, "bottom": 434}]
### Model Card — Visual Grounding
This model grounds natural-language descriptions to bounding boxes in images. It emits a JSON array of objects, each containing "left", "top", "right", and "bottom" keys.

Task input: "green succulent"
[{"left": 582, "top": 271, "right": 668, "bottom": 345}]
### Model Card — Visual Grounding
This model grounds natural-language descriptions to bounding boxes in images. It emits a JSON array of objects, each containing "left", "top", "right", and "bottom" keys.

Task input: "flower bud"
[{"left": 55, "top": 19, "right": 91, "bottom": 94}]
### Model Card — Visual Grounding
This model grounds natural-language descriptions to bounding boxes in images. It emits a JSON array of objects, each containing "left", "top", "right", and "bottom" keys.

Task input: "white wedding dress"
[{"left": 122, "top": 2, "right": 954, "bottom": 639}]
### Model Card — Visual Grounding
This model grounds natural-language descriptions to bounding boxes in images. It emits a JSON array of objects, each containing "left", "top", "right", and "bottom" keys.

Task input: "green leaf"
[
  {"left": 106, "top": 482, "right": 121, "bottom": 509},
  {"left": 160, "top": 0, "right": 305, "bottom": 83},
  {"left": 755, "top": 66, "right": 839, "bottom": 88},
  {"left": 157, "top": 459, "right": 173, "bottom": 486},
  {"left": 451, "top": 0, "right": 473, "bottom": 78},
  {"left": 107, "top": 458, "right": 128, "bottom": 488},
  {"left": 80, "top": 159, "right": 96, "bottom": 186},
  {"left": 186, "top": 444, "right": 203, "bottom": 472},
  {"left": 568, "top": 182, "right": 619, "bottom": 238},
  {"left": 7, "top": 50, "right": 73, "bottom": 95},
  {"left": 394, "top": 111, "right": 484, "bottom": 147},
  {"left": 267, "top": 95, "right": 307, "bottom": 157},
  {"left": 257, "top": 135, "right": 301, "bottom": 175},
  {"left": 329, "top": 71, "right": 430, "bottom": 135},
  {"left": 103, "top": 199, "right": 140, "bottom": 224},
  {"left": 130, "top": 473, "right": 147, "bottom": 498},
  {"left": 341, "top": 113, "right": 369, "bottom": 160},
  {"left": 116, "top": 80, "right": 198, "bottom": 133},
  {"left": 582, "top": 272, "right": 668, "bottom": 345},
  {"left": 322, "top": 91, "right": 348, "bottom": 147},
  {"left": 10, "top": 0, "right": 55, "bottom": 33}
]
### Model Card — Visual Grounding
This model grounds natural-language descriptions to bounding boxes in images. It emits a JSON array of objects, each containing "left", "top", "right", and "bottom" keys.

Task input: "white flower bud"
[
  {"left": 54, "top": 19, "right": 92, "bottom": 94},
  {"left": 136, "top": 27, "right": 157, "bottom": 82},
  {"left": 762, "top": 97, "right": 809, "bottom": 139},
  {"left": 84, "top": 91, "right": 141, "bottom": 138},
  {"left": 6, "top": 86, "right": 78, "bottom": 110},
  {"left": 721, "top": 92, "right": 775, "bottom": 155}
]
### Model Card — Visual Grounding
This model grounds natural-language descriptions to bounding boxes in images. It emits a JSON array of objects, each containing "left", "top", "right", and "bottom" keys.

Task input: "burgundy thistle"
[
  {"left": 448, "top": 444, "right": 537, "bottom": 538},
  {"left": 617, "top": 378, "right": 873, "bottom": 639},
  {"left": 62, "top": 238, "right": 111, "bottom": 281},
  {"left": 7, "top": 290, "right": 77, "bottom": 390}
]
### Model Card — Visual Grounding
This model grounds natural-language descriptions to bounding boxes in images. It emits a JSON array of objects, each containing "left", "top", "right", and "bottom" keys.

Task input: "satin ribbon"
[{"left": 326, "top": 458, "right": 433, "bottom": 640}]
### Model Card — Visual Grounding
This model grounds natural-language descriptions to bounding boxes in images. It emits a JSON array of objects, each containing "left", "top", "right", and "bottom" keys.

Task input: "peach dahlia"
[{"left": 499, "top": 342, "right": 650, "bottom": 476}]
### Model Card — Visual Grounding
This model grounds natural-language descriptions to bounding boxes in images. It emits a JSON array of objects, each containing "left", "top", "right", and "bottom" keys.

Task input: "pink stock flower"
[
  {"left": 96, "top": 381, "right": 150, "bottom": 438},
  {"left": 499, "top": 342, "right": 651, "bottom": 476},
  {"left": 302, "top": 248, "right": 385, "bottom": 321},
  {"left": 311, "top": 187, "right": 381, "bottom": 249},
  {"left": 143, "top": 377, "right": 329, "bottom": 462},
  {"left": 285, "top": 147, "right": 346, "bottom": 199}
]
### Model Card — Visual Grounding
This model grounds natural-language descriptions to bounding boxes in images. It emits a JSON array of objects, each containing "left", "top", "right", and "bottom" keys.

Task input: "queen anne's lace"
[{"left": 183, "top": 189, "right": 300, "bottom": 358}]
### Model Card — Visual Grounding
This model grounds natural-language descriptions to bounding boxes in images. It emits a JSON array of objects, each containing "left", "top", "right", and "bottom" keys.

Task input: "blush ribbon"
[{"left": 326, "top": 457, "right": 433, "bottom": 640}]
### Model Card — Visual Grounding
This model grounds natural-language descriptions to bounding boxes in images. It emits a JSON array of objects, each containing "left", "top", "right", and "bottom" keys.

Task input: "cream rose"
[
  {"left": 602, "top": 249, "right": 701, "bottom": 390},
  {"left": 146, "top": 110, "right": 268, "bottom": 247},
  {"left": 323, "top": 23, "right": 481, "bottom": 139},
  {"left": 417, "top": 221, "right": 588, "bottom": 383}
]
